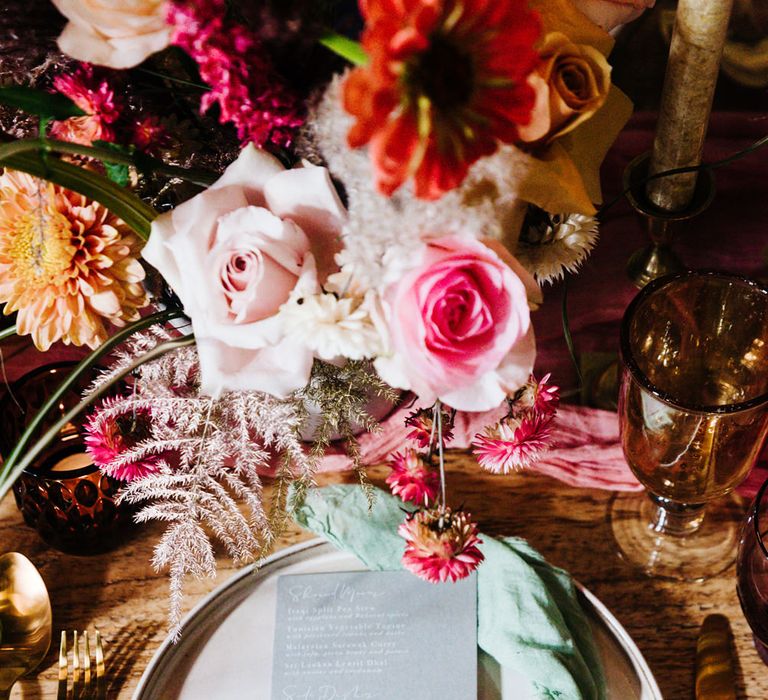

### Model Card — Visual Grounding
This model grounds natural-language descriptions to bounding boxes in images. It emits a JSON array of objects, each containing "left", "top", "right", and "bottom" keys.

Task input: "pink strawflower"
[
  {"left": 404, "top": 406, "right": 455, "bottom": 449},
  {"left": 399, "top": 507, "right": 484, "bottom": 583},
  {"left": 168, "top": 0, "right": 303, "bottom": 149},
  {"left": 50, "top": 64, "right": 121, "bottom": 146},
  {"left": 386, "top": 450, "right": 439, "bottom": 505},
  {"left": 472, "top": 412, "right": 553, "bottom": 474},
  {"left": 526, "top": 373, "right": 560, "bottom": 417},
  {"left": 84, "top": 398, "right": 162, "bottom": 482}
]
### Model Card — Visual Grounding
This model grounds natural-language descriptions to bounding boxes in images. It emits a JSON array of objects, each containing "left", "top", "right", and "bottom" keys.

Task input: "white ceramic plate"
[{"left": 134, "top": 539, "right": 662, "bottom": 700}]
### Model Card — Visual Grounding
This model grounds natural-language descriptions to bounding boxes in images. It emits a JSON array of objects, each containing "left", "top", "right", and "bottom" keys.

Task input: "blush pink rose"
[
  {"left": 143, "top": 144, "right": 346, "bottom": 397},
  {"left": 374, "top": 237, "right": 541, "bottom": 412}
]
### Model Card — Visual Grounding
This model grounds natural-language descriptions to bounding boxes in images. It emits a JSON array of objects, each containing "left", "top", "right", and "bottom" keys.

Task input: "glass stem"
[{"left": 649, "top": 493, "right": 707, "bottom": 536}]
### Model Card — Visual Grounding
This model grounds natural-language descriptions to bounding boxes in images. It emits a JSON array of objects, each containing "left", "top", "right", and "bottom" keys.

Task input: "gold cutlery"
[
  {"left": 58, "top": 629, "right": 106, "bottom": 700},
  {"left": 0, "top": 552, "right": 52, "bottom": 700}
]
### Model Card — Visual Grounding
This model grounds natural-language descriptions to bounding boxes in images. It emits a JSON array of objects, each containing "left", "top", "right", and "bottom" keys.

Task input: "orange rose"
[{"left": 518, "top": 32, "right": 611, "bottom": 145}]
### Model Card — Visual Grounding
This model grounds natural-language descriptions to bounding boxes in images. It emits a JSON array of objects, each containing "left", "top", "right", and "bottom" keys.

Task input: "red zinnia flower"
[
  {"left": 399, "top": 506, "right": 484, "bottom": 583},
  {"left": 344, "top": 0, "right": 541, "bottom": 200},
  {"left": 472, "top": 411, "right": 553, "bottom": 474},
  {"left": 386, "top": 449, "right": 439, "bottom": 505}
]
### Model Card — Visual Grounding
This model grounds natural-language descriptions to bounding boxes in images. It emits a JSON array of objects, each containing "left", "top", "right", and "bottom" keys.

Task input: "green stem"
[
  {"left": 0, "top": 325, "right": 17, "bottom": 343},
  {"left": 561, "top": 277, "right": 583, "bottom": 389},
  {"left": 0, "top": 309, "right": 187, "bottom": 500},
  {"left": 0, "top": 138, "right": 218, "bottom": 188},
  {"left": 136, "top": 67, "right": 210, "bottom": 91}
]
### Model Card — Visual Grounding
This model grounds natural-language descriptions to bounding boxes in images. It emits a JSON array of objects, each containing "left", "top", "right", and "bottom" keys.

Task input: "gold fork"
[{"left": 57, "top": 630, "right": 106, "bottom": 700}]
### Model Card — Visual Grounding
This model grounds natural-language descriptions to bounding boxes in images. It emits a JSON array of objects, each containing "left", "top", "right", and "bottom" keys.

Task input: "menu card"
[{"left": 271, "top": 570, "right": 477, "bottom": 699}]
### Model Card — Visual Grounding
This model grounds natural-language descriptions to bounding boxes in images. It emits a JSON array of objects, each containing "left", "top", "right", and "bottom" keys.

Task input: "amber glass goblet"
[{"left": 610, "top": 271, "right": 768, "bottom": 581}]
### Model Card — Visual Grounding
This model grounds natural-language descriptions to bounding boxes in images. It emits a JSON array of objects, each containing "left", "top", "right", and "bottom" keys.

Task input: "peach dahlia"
[{"left": 0, "top": 170, "right": 148, "bottom": 350}]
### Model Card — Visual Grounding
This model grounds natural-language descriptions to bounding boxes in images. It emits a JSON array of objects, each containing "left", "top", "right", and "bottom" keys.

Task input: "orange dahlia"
[
  {"left": 0, "top": 170, "right": 149, "bottom": 350},
  {"left": 344, "top": 0, "right": 541, "bottom": 200}
]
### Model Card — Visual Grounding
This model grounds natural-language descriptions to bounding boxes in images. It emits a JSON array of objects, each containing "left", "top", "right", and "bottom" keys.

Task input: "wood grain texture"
[{"left": 3, "top": 455, "right": 765, "bottom": 699}]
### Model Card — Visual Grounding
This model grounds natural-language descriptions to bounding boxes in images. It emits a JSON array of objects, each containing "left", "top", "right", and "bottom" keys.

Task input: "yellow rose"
[
  {"left": 52, "top": 0, "right": 171, "bottom": 69},
  {"left": 518, "top": 32, "right": 612, "bottom": 145}
]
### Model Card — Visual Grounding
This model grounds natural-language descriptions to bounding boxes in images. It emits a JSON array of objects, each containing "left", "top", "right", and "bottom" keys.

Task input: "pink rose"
[
  {"left": 51, "top": 0, "right": 171, "bottom": 69},
  {"left": 143, "top": 145, "right": 346, "bottom": 397},
  {"left": 571, "top": 0, "right": 655, "bottom": 31},
  {"left": 374, "top": 237, "right": 541, "bottom": 411}
]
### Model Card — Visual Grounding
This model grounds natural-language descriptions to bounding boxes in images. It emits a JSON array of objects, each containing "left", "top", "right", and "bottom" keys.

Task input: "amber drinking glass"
[{"left": 611, "top": 271, "right": 768, "bottom": 580}]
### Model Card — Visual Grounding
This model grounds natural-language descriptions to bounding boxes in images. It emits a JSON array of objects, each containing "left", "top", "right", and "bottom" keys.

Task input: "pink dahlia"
[
  {"left": 84, "top": 399, "right": 162, "bottom": 482},
  {"left": 168, "top": 0, "right": 303, "bottom": 149},
  {"left": 399, "top": 507, "right": 484, "bottom": 583},
  {"left": 404, "top": 406, "right": 454, "bottom": 449},
  {"left": 472, "top": 412, "right": 553, "bottom": 474},
  {"left": 386, "top": 449, "right": 439, "bottom": 505},
  {"left": 50, "top": 64, "right": 121, "bottom": 146}
]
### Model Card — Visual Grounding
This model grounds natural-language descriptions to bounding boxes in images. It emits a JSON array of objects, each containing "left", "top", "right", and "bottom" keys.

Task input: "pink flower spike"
[
  {"left": 84, "top": 398, "right": 163, "bottom": 482},
  {"left": 167, "top": 0, "right": 303, "bottom": 149},
  {"left": 472, "top": 412, "right": 553, "bottom": 474},
  {"left": 398, "top": 507, "right": 484, "bottom": 583},
  {"left": 386, "top": 450, "right": 439, "bottom": 506},
  {"left": 404, "top": 406, "right": 454, "bottom": 449}
]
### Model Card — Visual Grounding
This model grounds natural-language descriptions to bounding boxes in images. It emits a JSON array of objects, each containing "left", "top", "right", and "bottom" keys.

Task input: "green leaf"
[
  {"left": 93, "top": 141, "right": 135, "bottom": 187},
  {"left": 104, "top": 161, "right": 130, "bottom": 187},
  {"left": 318, "top": 32, "right": 368, "bottom": 66},
  {"left": 0, "top": 150, "right": 156, "bottom": 239},
  {"left": 0, "top": 85, "right": 86, "bottom": 119}
]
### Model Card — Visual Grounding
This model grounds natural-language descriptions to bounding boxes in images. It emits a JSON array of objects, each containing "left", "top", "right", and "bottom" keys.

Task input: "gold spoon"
[{"left": 0, "top": 553, "right": 52, "bottom": 700}]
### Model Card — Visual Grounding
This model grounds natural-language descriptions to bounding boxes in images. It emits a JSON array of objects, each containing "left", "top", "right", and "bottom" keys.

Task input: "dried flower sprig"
[
  {"left": 386, "top": 450, "right": 439, "bottom": 506},
  {"left": 471, "top": 373, "right": 560, "bottom": 474},
  {"left": 399, "top": 506, "right": 484, "bottom": 583},
  {"left": 86, "top": 329, "right": 397, "bottom": 636},
  {"left": 404, "top": 406, "right": 455, "bottom": 449}
]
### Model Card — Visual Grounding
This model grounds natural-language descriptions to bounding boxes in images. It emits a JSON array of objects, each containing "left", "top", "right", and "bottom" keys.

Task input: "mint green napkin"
[{"left": 293, "top": 484, "right": 606, "bottom": 700}]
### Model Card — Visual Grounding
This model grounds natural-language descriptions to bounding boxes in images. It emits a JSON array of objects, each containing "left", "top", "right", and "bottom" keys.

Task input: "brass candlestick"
[{"left": 627, "top": 0, "right": 734, "bottom": 288}]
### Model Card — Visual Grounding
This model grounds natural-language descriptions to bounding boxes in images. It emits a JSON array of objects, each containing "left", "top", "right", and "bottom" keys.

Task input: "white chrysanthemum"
[
  {"left": 280, "top": 291, "right": 385, "bottom": 361},
  {"left": 310, "top": 75, "right": 534, "bottom": 290},
  {"left": 516, "top": 213, "right": 599, "bottom": 284}
]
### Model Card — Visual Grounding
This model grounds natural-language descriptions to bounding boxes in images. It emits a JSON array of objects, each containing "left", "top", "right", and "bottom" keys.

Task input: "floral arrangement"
[{"left": 0, "top": 0, "right": 653, "bottom": 634}]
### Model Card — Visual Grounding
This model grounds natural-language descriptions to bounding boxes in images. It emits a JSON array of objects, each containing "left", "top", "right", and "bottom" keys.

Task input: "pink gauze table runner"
[{"left": 317, "top": 401, "right": 768, "bottom": 499}]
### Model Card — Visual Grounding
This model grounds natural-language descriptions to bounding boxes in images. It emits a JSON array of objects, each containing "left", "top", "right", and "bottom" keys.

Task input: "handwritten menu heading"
[{"left": 271, "top": 570, "right": 477, "bottom": 700}]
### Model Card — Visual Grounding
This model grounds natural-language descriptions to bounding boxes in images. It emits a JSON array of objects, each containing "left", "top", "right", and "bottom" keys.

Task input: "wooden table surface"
[{"left": 3, "top": 454, "right": 766, "bottom": 699}]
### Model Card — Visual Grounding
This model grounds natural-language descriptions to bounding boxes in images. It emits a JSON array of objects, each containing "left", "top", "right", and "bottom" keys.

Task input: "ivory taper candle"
[{"left": 646, "top": 0, "right": 734, "bottom": 212}]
